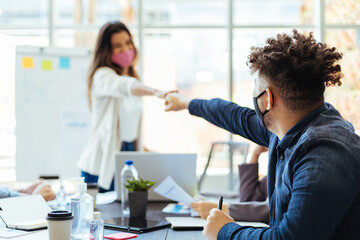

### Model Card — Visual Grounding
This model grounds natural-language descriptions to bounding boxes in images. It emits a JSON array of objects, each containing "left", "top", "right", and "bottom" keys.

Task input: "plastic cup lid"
[{"left": 46, "top": 210, "right": 74, "bottom": 221}]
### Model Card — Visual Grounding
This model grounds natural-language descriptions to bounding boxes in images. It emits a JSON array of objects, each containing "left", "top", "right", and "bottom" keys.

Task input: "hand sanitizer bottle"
[
  {"left": 90, "top": 212, "right": 104, "bottom": 240},
  {"left": 70, "top": 177, "right": 93, "bottom": 240}
]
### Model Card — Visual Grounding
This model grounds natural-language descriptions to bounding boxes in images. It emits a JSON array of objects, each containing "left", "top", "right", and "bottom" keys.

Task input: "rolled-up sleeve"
[{"left": 0, "top": 187, "right": 19, "bottom": 198}]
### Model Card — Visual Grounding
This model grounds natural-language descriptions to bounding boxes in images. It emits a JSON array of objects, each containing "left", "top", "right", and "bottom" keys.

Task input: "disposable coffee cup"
[
  {"left": 87, "top": 183, "right": 98, "bottom": 208},
  {"left": 46, "top": 210, "right": 73, "bottom": 240}
]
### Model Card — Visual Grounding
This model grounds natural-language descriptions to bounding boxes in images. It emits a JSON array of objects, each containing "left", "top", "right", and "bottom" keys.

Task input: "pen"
[{"left": 218, "top": 196, "right": 223, "bottom": 210}]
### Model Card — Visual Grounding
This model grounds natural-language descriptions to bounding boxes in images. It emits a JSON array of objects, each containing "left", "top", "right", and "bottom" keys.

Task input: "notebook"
[
  {"left": 0, "top": 194, "right": 51, "bottom": 230},
  {"left": 165, "top": 217, "right": 269, "bottom": 230}
]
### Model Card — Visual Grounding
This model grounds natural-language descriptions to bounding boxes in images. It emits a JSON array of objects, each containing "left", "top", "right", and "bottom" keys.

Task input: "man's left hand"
[{"left": 203, "top": 208, "right": 235, "bottom": 240}]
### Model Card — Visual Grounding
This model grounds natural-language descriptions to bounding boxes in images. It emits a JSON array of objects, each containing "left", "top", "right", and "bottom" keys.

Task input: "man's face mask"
[{"left": 253, "top": 90, "right": 270, "bottom": 129}]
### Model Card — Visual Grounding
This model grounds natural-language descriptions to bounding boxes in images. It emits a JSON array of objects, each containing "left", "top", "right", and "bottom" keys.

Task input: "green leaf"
[{"left": 124, "top": 177, "right": 156, "bottom": 192}]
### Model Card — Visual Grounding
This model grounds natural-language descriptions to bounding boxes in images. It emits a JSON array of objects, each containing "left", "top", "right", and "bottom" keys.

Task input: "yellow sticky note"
[
  {"left": 42, "top": 60, "right": 53, "bottom": 71},
  {"left": 22, "top": 57, "right": 34, "bottom": 69}
]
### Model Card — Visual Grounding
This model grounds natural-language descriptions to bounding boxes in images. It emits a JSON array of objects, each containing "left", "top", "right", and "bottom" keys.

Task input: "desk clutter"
[
  {"left": 0, "top": 178, "right": 103, "bottom": 240},
  {"left": 0, "top": 156, "right": 200, "bottom": 239},
  {"left": 0, "top": 155, "right": 267, "bottom": 240}
]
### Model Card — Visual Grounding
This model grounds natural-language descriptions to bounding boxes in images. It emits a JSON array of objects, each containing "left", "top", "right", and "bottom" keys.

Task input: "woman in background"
[{"left": 78, "top": 21, "right": 165, "bottom": 192}]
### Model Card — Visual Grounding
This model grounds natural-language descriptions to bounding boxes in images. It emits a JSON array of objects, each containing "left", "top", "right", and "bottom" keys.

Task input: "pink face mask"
[{"left": 111, "top": 49, "right": 135, "bottom": 68}]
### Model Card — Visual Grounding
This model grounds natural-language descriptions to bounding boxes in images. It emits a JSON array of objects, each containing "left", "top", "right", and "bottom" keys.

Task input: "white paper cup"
[{"left": 46, "top": 210, "right": 73, "bottom": 240}]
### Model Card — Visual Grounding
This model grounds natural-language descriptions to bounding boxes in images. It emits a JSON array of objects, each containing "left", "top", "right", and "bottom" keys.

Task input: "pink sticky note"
[{"left": 104, "top": 232, "right": 137, "bottom": 240}]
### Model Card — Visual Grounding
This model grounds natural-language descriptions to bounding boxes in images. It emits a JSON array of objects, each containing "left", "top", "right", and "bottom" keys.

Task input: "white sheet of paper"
[
  {"left": 96, "top": 191, "right": 117, "bottom": 205},
  {"left": 154, "top": 176, "right": 194, "bottom": 205},
  {"left": 0, "top": 228, "right": 33, "bottom": 238}
]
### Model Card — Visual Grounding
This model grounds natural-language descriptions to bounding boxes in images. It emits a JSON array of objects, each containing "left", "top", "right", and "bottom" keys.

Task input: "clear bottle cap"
[
  {"left": 93, "top": 212, "right": 101, "bottom": 220},
  {"left": 125, "top": 160, "right": 133, "bottom": 165}
]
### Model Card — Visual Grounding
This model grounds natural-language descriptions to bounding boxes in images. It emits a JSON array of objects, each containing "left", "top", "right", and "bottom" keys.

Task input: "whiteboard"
[{"left": 16, "top": 46, "right": 92, "bottom": 181}]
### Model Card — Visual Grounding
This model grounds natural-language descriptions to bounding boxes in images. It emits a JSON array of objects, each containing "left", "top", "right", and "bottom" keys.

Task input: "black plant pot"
[{"left": 128, "top": 191, "right": 148, "bottom": 219}]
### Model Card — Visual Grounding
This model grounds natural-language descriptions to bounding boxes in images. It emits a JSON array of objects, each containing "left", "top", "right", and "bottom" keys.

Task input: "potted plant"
[{"left": 125, "top": 177, "right": 155, "bottom": 218}]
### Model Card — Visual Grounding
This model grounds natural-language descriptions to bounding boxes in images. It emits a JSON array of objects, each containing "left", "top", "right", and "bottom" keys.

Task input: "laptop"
[
  {"left": 0, "top": 194, "right": 51, "bottom": 230},
  {"left": 115, "top": 153, "right": 197, "bottom": 201}
]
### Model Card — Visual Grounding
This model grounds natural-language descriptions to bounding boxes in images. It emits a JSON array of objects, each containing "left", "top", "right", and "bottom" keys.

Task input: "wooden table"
[{"left": 97, "top": 201, "right": 207, "bottom": 240}]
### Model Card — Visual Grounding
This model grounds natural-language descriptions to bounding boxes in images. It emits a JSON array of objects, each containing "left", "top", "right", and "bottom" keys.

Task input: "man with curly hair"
[{"left": 164, "top": 29, "right": 360, "bottom": 239}]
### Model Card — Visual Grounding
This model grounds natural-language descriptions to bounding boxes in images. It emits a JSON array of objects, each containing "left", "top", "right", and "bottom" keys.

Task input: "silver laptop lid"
[{"left": 115, "top": 152, "right": 197, "bottom": 201}]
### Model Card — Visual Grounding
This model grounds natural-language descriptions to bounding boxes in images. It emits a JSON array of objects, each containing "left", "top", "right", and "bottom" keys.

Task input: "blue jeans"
[{"left": 81, "top": 141, "right": 135, "bottom": 193}]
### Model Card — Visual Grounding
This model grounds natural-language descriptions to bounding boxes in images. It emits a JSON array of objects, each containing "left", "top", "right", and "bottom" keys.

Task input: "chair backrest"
[{"left": 198, "top": 141, "right": 249, "bottom": 192}]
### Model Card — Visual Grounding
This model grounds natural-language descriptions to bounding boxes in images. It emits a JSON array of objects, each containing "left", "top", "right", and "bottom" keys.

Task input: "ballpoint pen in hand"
[{"left": 218, "top": 196, "right": 223, "bottom": 210}]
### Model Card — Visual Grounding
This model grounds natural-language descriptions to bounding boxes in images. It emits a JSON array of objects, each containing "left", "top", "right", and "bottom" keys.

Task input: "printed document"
[{"left": 154, "top": 176, "right": 194, "bottom": 205}]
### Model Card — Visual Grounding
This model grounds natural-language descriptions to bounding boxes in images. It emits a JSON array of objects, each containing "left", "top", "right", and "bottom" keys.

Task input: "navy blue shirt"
[{"left": 189, "top": 98, "right": 360, "bottom": 240}]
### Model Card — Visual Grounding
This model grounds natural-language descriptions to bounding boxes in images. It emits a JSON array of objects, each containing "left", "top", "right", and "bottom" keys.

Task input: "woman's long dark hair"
[{"left": 87, "top": 21, "right": 139, "bottom": 109}]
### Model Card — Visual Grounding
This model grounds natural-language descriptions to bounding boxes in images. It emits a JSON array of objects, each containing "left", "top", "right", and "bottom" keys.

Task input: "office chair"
[{"left": 198, "top": 141, "right": 249, "bottom": 191}]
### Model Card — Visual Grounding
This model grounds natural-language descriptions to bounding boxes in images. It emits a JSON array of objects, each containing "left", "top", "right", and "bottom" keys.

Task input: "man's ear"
[{"left": 266, "top": 88, "right": 274, "bottom": 110}]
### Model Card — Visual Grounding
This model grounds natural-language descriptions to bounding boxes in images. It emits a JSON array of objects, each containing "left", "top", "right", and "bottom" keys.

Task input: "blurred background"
[{"left": 0, "top": 0, "right": 359, "bottom": 191}]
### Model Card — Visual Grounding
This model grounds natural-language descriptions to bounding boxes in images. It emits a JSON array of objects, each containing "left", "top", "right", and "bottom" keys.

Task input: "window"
[
  {"left": 144, "top": 0, "right": 226, "bottom": 26},
  {"left": 233, "top": 0, "right": 314, "bottom": 25},
  {"left": 0, "top": 0, "right": 359, "bottom": 186},
  {"left": 142, "top": 29, "right": 228, "bottom": 182},
  {"left": 323, "top": 0, "right": 360, "bottom": 129}
]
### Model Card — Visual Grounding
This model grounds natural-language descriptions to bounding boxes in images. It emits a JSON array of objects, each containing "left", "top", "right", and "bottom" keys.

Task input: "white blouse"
[{"left": 77, "top": 67, "right": 143, "bottom": 189}]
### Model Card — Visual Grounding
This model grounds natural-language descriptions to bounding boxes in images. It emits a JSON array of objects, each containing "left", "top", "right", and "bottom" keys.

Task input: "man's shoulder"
[
  {"left": 289, "top": 115, "right": 360, "bottom": 181},
  {"left": 293, "top": 117, "right": 360, "bottom": 170},
  {"left": 302, "top": 104, "right": 358, "bottom": 145}
]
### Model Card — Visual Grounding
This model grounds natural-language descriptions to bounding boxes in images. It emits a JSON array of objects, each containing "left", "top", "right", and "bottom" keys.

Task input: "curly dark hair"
[{"left": 247, "top": 29, "right": 343, "bottom": 111}]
